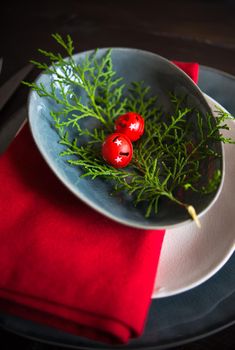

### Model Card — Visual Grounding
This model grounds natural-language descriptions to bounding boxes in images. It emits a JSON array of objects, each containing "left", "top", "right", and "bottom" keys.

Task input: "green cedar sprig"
[{"left": 23, "top": 34, "right": 235, "bottom": 224}]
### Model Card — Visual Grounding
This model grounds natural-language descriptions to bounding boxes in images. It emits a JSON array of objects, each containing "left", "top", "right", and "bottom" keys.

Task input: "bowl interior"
[{"left": 28, "top": 48, "right": 223, "bottom": 229}]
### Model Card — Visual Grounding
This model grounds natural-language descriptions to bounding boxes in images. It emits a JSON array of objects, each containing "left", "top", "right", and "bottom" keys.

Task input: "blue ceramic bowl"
[{"left": 28, "top": 48, "right": 224, "bottom": 229}]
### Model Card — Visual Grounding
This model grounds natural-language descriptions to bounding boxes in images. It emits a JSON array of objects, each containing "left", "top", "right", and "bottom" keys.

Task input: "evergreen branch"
[{"left": 25, "top": 34, "right": 235, "bottom": 222}]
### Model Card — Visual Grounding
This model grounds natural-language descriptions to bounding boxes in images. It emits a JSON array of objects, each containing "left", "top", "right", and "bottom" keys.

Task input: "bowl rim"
[{"left": 27, "top": 47, "right": 225, "bottom": 230}]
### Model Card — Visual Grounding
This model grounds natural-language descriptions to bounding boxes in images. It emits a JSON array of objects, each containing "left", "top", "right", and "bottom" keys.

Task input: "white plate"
[{"left": 153, "top": 94, "right": 235, "bottom": 298}]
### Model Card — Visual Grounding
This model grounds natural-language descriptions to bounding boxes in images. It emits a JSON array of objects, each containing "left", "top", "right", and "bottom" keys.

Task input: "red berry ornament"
[
  {"left": 115, "top": 112, "right": 145, "bottom": 141},
  {"left": 102, "top": 133, "right": 133, "bottom": 168}
]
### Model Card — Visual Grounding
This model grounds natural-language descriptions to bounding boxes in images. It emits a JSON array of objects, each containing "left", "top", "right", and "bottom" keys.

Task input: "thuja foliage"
[{"left": 24, "top": 34, "right": 235, "bottom": 224}]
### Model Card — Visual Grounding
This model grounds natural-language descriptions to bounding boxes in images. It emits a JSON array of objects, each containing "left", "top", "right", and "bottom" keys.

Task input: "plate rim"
[
  {"left": 152, "top": 93, "right": 235, "bottom": 299},
  {"left": 0, "top": 318, "right": 234, "bottom": 350}
]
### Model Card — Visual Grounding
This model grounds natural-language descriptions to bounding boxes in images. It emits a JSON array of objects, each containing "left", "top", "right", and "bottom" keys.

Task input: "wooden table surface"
[{"left": 0, "top": 0, "right": 235, "bottom": 348}]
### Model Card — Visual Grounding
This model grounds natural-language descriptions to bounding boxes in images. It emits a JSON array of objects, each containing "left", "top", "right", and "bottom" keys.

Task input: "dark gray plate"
[{"left": 0, "top": 65, "right": 234, "bottom": 349}]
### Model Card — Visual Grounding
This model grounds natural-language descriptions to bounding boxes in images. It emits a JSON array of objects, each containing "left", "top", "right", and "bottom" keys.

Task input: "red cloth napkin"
[
  {"left": 172, "top": 61, "right": 199, "bottom": 84},
  {"left": 0, "top": 62, "right": 198, "bottom": 344}
]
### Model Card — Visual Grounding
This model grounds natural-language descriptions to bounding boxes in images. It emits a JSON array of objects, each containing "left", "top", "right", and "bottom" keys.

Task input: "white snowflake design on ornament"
[
  {"left": 129, "top": 123, "right": 138, "bottom": 131},
  {"left": 114, "top": 139, "right": 122, "bottom": 146},
  {"left": 115, "top": 156, "right": 122, "bottom": 163}
]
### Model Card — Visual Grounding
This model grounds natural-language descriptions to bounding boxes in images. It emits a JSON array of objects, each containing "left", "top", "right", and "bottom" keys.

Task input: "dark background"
[{"left": 0, "top": 0, "right": 235, "bottom": 349}]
